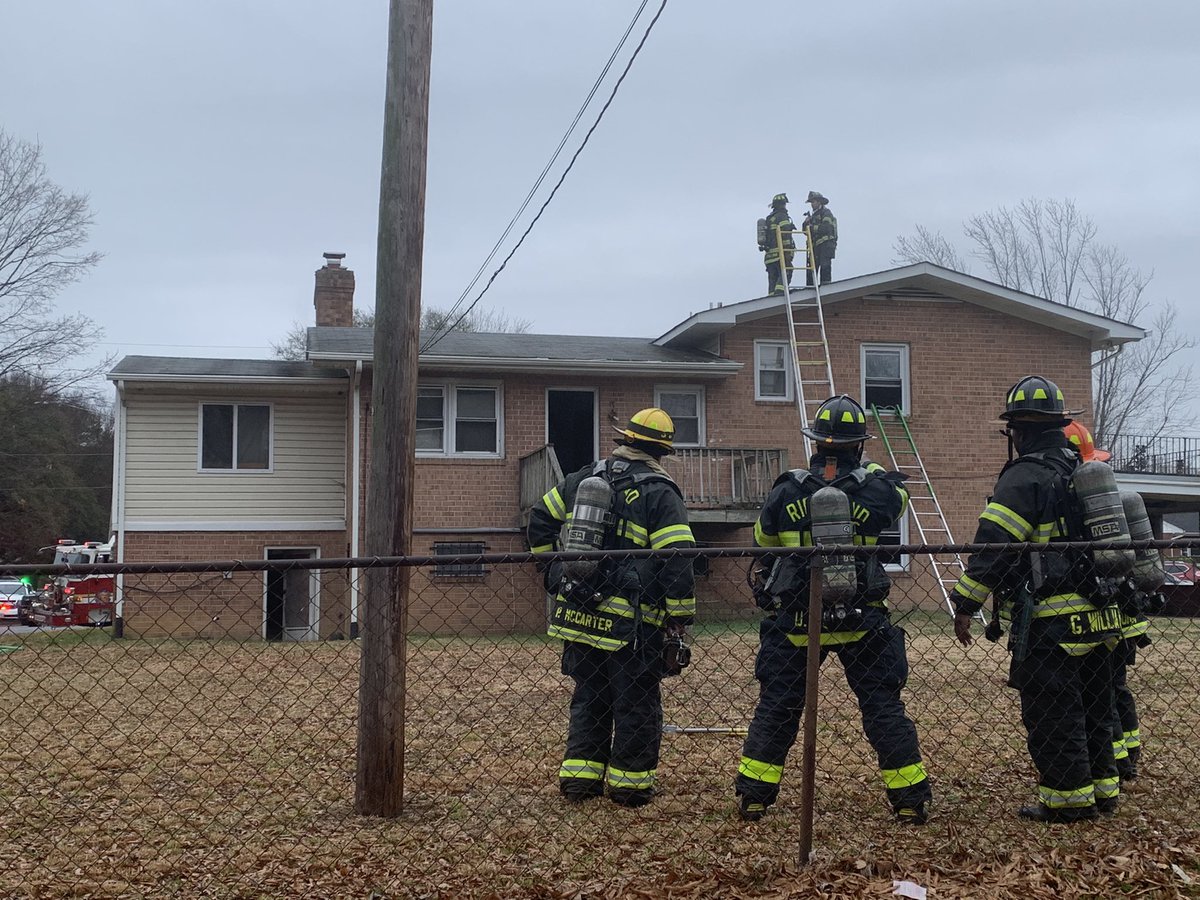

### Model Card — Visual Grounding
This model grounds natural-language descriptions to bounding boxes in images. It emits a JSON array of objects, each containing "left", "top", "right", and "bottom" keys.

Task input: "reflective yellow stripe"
[
  {"left": 594, "top": 596, "right": 668, "bottom": 627},
  {"left": 788, "top": 630, "right": 867, "bottom": 647},
  {"left": 1039, "top": 783, "right": 1094, "bottom": 809},
  {"left": 1059, "top": 640, "right": 1116, "bottom": 655},
  {"left": 778, "top": 531, "right": 804, "bottom": 547},
  {"left": 738, "top": 756, "right": 784, "bottom": 784},
  {"left": 755, "top": 521, "right": 780, "bottom": 546},
  {"left": 954, "top": 574, "right": 991, "bottom": 604},
  {"left": 559, "top": 759, "right": 605, "bottom": 781},
  {"left": 980, "top": 502, "right": 1032, "bottom": 540},
  {"left": 1032, "top": 522, "right": 1060, "bottom": 543},
  {"left": 547, "top": 624, "right": 627, "bottom": 650},
  {"left": 542, "top": 487, "right": 566, "bottom": 520},
  {"left": 607, "top": 767, "right": 655, "bottom": 790},
  {"left": 1124, "top": 728, "right": 1141, "bottom": 749},
  {"left": 1093, "top": 776, "right": 1120, "bottom": 800},
  {"left": 618, "top": 520, "right": 649, "bottom": 547},
  {"left": 897, "top": 484, "right": 910, "bottom": 517},
  {"left": 666, "top": 596, "right": 695, "bottom": 617},
  {"left": 1112, "top": 739, "right": 1129, "bottom": 760},
  {"left": 1121, "top": 619, "right": 1149, "bottom": 638},
  {"left": 529, "top": 543, "right": 554, "bottom": 554},
  {"left": 1032, "top": 594, "right": 1093, "bottom": 617},
  {"left": 650, "top": 523, "right": 694, "bottom": 548},
  {"left": 880, "top": 762, "right": 928, "bottom": 790}
]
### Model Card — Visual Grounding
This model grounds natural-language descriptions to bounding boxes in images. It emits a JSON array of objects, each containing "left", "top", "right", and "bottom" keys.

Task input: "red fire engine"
[{"left": 31, "top": 538, "right": 117, "bottom": 627}]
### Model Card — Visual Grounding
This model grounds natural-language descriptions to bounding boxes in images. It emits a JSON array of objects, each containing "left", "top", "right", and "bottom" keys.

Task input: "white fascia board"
[
  {"left": 106, "top": 373, "right": 347, "bottom": 386},
  {"left": 123, "top": 519, "right": 346, "bottom": 532},
  {"left": 1115, "top": 473, "right": 1200, "bottom": 502},
  {"left": 655, "top": 263, "right": 1146, "bottom": 351},
  {"left": 309, "top": 351, "right": 741, "bottom": 377}
]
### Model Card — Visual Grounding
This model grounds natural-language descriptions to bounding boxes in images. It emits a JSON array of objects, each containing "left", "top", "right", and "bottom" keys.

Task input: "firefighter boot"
[
  {"left": 609, "top": 788, "right": 654, "bottom": 808},
  {"left": 1017, "top": 803, "right": 1099, "bottom": 824},
  {"left": 737, "top": 794, "right": 768, "bottom": 822},
  {"left": 1123, "top": 746, "right": 1140, "bottom": 782},
  {"left": 1096, "top": 796, "right": 1119, "bottom": 817},
  {"left": 894, "top": 803, "right": 928, "bottom": 825}
]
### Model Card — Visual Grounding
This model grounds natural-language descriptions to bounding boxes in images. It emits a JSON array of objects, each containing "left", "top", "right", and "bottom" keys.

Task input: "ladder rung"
[{"left": 796, "top": 359, "right": 829, "bottom": 366}]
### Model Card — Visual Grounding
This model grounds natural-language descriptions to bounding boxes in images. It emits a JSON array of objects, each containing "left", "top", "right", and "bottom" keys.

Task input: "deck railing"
[
  {"left": 1107, "top": 434, "right": 1200, "bottom": 477},
  {"left": 665, "top": 447, "right": 788, "bottom": 508}
]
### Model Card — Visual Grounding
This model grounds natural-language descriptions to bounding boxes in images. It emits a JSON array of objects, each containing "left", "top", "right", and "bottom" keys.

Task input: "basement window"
[{"left": 433, "top": 541, "right": 487, "bottom": 577}]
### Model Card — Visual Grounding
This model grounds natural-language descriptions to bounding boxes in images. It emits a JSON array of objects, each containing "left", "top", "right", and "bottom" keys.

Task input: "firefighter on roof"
[
  {"left": 802, "top": 190, "right": 837, "bottom": 285},
  {"left": 528, "top": 407, "right": 696, "bottom": 808},
  {"left": 952, "top": 377, "right": 1123, "bottom": 823},
  {"left": 735, "top": 394, "right": 932, "bottom": 824},
  {"left": 759, "top": 193, "right": 796, "bottom": 296}
]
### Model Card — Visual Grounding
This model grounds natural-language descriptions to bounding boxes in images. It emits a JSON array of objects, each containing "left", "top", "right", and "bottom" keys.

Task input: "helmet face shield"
[
  {"left": 801, "top": 394, "right": 873, "bottom": 447},
  {"left": 613, "top": 407, "right": 675, "bottom": 453}
]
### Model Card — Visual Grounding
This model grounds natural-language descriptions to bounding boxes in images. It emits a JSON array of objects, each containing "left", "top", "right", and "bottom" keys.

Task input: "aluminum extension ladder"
[
  {"left": 774, "top": 223, "right": 835, "bottom": 460},
  {"left": 869, "top": 405, "right": 966, "bottom": 614}
]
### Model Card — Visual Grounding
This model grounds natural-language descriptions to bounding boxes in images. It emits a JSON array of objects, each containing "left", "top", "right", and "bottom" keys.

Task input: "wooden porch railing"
[
  {"left": 665, "top": 447, "right": 788, "bottom": 508},
  {"left": 518, "top": 444, "right": 564, "bottom": 515}
]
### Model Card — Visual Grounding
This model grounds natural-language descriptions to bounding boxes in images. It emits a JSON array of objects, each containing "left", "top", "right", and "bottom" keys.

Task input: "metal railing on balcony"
[
  {"left": 665, "top": 447, "right": 788, "bottom": 508},
  {"left": 1107, "top": 433, "right": 1200, "bottom": 477}
]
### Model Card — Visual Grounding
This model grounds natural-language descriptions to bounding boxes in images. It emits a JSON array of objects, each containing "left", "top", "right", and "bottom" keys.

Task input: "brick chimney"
[{"left": 313, "top": 252, "right": 355, "bottom": 327}]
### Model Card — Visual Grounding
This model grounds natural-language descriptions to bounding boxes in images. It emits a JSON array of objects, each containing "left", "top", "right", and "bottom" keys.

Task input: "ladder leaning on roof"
[
  {"left": 774, "top": 223, "right": 835, "bottom": 460},
  {"left": 869, "top": 404, "right": 966, "bottom": 615}
]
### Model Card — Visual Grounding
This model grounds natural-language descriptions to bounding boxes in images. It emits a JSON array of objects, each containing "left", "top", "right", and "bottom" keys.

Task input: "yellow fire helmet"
[{"left": 613, "top": 407, "right": 676, "bottom": 453}]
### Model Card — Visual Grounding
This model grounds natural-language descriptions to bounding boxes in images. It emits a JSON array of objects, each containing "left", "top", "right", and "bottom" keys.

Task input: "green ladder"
[{"left": 870, "top": 405, "right": 965, "bottom": 615}]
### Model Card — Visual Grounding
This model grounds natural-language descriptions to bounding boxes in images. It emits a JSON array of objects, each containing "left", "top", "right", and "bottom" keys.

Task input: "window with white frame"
[
  {"left": 861, "top": 343, "right": 910, "bottom": 415},
  {"left": 199, "top": 403, "right": 271, "bottom": 471},
  {"left": 755, "top": 341, "right": 792, "bottom": 401},
  {"left": 655, "top": 386, "right": 704, "bottom": 447},
  {"left": 415, "top": 383, "right": 502, "bottom": 457}
]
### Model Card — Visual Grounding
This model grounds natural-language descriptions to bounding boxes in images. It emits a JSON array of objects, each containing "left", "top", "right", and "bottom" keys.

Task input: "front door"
[
  {"left": 547, "top": 389, "right": 597, "bottom": 476},
  {"left": 264, "top": 548, "right": 319, "bottom": 641}
]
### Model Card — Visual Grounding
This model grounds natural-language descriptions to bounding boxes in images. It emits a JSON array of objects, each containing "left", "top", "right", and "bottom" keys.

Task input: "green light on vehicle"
[{"left": 19, "top": 576, "right": 32, "bottom": 586}]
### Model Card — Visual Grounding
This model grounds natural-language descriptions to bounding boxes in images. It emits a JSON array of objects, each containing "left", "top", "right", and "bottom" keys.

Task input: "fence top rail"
[{"left": 1, "top": 539, "right": 1195, "bottom": 576}]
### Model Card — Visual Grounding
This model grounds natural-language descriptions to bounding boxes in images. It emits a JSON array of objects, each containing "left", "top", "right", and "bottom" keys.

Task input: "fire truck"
[{"left": 29, "top": 538, "right": 117, "bottom": 627}]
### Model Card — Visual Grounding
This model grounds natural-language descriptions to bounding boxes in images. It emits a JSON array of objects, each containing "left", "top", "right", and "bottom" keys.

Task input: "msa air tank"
[
  {"left": 1072, "top": 460, "right": 1134, "bottom": 577},
  {"left": 561, "top": 475, "right": 612, "bottom": 583},
  {"left": 810, "top": 486, "right": 857, "bottom": 605},
  {"left": 1121, "top": 490, "right": 1165, "bottom": 591}
]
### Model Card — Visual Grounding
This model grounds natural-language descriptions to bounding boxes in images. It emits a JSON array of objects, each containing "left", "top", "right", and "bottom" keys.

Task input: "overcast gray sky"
[{"left": 3, "top": 0, "right": 1197, "bottom": 401}]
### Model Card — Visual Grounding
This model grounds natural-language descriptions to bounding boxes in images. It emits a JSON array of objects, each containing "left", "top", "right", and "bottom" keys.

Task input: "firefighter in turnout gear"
[
  {"left": 802, "top": 191, "right": 837, "bottom": 285},
  {"left": 760, "top": 193, "right": 796, "bottom": 295},
  {"left": 952, "top": 376, "right": 1123, "bottom": 823},
  {"left": 528, "top": 407, "right": 696, "bottom": 808},
  {"left": 1064, "top": 422, "right": 1157, "bottom": 786},
  {"left": 735, "top": 395, "right": 933, "bottom": 823}
]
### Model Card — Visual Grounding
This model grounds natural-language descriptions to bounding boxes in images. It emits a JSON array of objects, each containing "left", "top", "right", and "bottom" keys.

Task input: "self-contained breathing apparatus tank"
[
  {"left": 1071, "top": 460, "right": 1135, "bottom": 578},
  {"left": 810, "top": 486, "right": 857, "bottom": 608},
  {"left": 1121, "top": 490, "right": 1165, "bottom": 591},
  {"left": 560, "top": 475, "right": 614, "bottom": 596},
  {"left": 756, "top": 218, "right": 768, "bottom": 250}
]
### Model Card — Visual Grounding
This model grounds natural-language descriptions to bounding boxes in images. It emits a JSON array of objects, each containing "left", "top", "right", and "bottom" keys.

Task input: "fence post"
[{"left": 797, "top": 557, "right": 823, "bottom": 865}]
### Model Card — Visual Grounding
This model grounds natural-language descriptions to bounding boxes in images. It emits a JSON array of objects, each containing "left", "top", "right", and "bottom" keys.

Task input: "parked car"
[
  {"left": 0, "top": 579, "right": 31, "bottom": 623},
  {"left": 1160, "top": 559, "right": 1199, "bottom": 617}
]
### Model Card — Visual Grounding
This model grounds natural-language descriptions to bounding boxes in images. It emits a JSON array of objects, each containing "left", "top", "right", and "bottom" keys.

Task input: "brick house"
[{"left": 108, "top": 253, "right": 1152, "bottom": 639}]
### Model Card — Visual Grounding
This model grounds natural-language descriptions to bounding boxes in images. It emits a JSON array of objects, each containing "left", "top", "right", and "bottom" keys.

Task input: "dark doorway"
[
  {"left": 547, "top": 389, "right": 597, "bottom": 475},
  {"left": 264, "top": 548, "right": 319, "bottom": 641}
]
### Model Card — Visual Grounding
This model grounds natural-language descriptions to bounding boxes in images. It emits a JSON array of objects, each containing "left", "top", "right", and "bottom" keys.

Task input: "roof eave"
[
  {"left": 307, "top": 351, "right": 741, "bottom": 377},
  {"left": 105, "top": 373, "right": 348, "bottom": 386}
]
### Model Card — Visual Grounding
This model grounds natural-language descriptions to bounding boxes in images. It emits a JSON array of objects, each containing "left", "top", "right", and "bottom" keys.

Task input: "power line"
[
  {"left": 422, "top": 0, "right": 669, "bottom": 352},
  {"left": 428, "top": 0, "right": 650, "bottom": 338}
]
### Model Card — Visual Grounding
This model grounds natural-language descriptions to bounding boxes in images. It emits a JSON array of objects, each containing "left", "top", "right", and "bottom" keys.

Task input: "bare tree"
[
  {"left": 272, "top": 305, "right": 532, "bottom": 361},
  {"left": 894, "top": 198, "right": 1196, "bottom": 444},
  {"left": 0, "top": 128, "right": 107, "bottom": 393},
  {"left": 891, "top": 225, "right": 968, "bottom": 271}
]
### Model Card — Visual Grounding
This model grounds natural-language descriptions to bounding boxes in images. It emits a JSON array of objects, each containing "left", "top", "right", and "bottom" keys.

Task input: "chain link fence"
[{"left": 2, "top": 542, "right": 1200, "bottom": 898}]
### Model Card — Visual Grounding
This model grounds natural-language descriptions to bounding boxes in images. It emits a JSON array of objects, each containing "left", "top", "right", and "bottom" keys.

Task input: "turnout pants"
[
  {"left": 805, "top": 246, "right": 833, "bottom": 285},
  {"left": 765, "top": 253, "right": 794, "bottom": 294},
  {"left": 1111, "top": 639, "right": 1141, "bottom": 776},
  {"left": 1011, "top": 629, "right": 1119, "bottom": 811},
  {"left": 559, "top": 627, "right": 664, "bottom": 797},
  {"left": 736, "top": 615, "right": 931, "bottom": 811}
]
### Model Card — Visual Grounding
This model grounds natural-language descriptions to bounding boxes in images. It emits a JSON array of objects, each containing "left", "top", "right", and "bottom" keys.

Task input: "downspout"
[
  {"left": 350, "top": 359, "right": 363, "bottom": 638},
  {"left": 112, "top": 380, "right": 128, "bottom": 638}
]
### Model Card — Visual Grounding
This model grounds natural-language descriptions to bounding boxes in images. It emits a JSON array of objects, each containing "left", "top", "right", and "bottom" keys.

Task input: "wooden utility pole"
[{"left": 355, "top": 0, "right": 433, "bottom": 817}]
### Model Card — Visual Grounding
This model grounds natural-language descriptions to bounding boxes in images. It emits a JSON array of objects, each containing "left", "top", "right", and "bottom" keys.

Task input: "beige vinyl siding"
[{"left": 124, "top": 394, "right": 346, "bottom": 525}]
